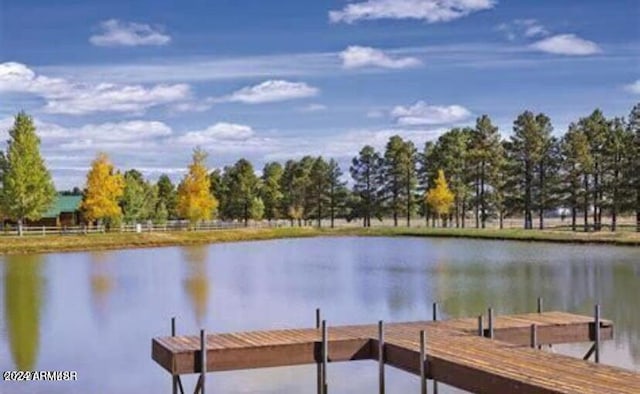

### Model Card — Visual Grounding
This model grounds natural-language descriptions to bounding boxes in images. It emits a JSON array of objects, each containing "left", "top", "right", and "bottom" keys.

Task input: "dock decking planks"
[{"left": 152, "top": 311, "right": 640, "bottom": 394}]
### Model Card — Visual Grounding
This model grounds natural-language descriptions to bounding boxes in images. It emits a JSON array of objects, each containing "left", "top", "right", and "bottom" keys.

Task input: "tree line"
[{"left": 1, "top": 104, "right": 639, "bottom": 233}]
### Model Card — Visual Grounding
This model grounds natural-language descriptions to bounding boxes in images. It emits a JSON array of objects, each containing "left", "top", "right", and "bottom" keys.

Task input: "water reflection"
[
  {"left": 3, "top": 254, "right": 44, "bottom": 370},
  {"left": 0, "top": 238, "right": 638, "bottom": 393},
  {"left": 90, "top": 251, "right": 115, "bottom": 320},
  {"left": 182, "top": 246, "right": 210, "bottom": 323}
]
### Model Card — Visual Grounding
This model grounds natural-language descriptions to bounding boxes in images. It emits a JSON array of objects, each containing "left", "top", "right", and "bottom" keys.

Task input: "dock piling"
[
  {"left": 431, "top": 303, "right": 439, "bottom": 393},
  {"left": 595, "top": 304, "right": 601, "bottom": 364},
  {"left": 200, "top": 329, "right": 206, "bottom": 394},
  {"left": 420, "top": 330, "right": 427, "bottom": 394},
  {"left": 488, "top": 308, "right": 494, "bottom": 339},
  {"left": 477, "top": 315, "right": 484, "bottom": 337},
  {"left": 322, "top": 320, "right": 328, "bottom": 394},
  {"left": 378, "top": 320, "right": 385, "bottom": 394},
  {"left": 316, "top": 308, "right": 322, "bottom": 394},
  {"left": 537, "top": 297, "right": 543, "bottom": 313},
  {"left": 530, "top": 324, "right": 537, "bottom": 348}
]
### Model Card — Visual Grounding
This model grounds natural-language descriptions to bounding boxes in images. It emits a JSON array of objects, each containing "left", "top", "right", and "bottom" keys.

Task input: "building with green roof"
[{"left": 26, "top": 195, "right": 83, "bottom": 227}]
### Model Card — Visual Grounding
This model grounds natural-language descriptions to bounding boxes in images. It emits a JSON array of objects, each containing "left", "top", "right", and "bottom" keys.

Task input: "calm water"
[{"left": 0, "top": 237, "right": 639, "bottom": 393}]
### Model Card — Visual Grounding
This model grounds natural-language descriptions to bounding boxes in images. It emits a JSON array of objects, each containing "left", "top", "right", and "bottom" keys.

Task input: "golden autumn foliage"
[
  {"left": 81, "top": 153, "right": 125, "bottom": 223},
  {"left": 177, "top": 148, "right": 218, "bottom": 225},
  {"left": 426, "top": 169, "right": 455, "bottom": 217}
]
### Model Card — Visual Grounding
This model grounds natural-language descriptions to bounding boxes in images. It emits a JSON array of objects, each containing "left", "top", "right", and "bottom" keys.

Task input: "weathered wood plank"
[{"left": 151, "top": 312, "right": 638, "bottom": 393}]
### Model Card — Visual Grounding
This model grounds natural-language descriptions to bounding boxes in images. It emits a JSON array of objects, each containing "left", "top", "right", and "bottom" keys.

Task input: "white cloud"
[
  {"left": 496, "top": 19, "right": 549, "bottom": 41},
  {"left": 222, "top": 80, "right": 319, "bottom": 104},
  {"left": 624, "top": 80, "right": 640, "bottom": 94},
  {"left": 37, "top": 120, "right": 173, "bottom": 151},
  {"left": 329, "top": 0, "right": 496, "bottom": 24},
  {"left": 0, "top": 62, "right": 191, "bottom": 115},
  {"left": 530, "top": 34, "right": 601, "bottom": 56},
  {"left": 340, "top": 46, "right": 422, "bottom": 69},
  {"left": 391, "top": 101, "right": 472, "bottom": 125},
  {"left": 90, "top": 19, "right": 171, "bottom": 47},
  {"left": 176, "top": 122, "right": 255, "bottom": 144},
  {"left": 299, "top": 103, "right": 327, "bottom": 112}
]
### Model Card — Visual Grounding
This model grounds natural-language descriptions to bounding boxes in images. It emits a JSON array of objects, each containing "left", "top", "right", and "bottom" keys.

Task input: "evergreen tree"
[
  {"left": 469, "top": 115, "right": 502, "bottom": 228},
  {"left": 603, "top": 117, "right": 631, "bottom": 231},
  {"left": 327, "top": 159, "right": 348, "bottom": 228},
  {"left": 309, "top": 157, "right": 330, "bottom": 227},
  {"left": 260, "top": 162, "right": 283, "bottom": 222},
  {"left": 350, "top": 145, "right": 383, "bottom": 227},
  {"left": 429, "top": 128, "right": 473, "bottom": 227},
  {"left": 156, "top": 174, "right": 177, "bottom": 219},
  {"left": 561, "top": 124, "right": 592, "bottom": 232},
  {"left": 1, "top": 112, "right": 55, "bottom": 234},
  {"left": 208, "top": 168, "right": 227, "bottom": 219},
  {"left": 280, "top": 157, "right": 314, "bottom": 226},
  {"left": 225, "top": 159, "right": 259, "bottom": 226},
  {"left": 508, "top": 111, "right": 556, "bottom": 229},
  {"left": 382, "top": 136, "right": 417, "bottom": 227},
  {"left": 579, "top": 109, "right": 608, "bottom": 231},
  {"left": 628, "top": 103, "right": 640, "bottom": 232}
]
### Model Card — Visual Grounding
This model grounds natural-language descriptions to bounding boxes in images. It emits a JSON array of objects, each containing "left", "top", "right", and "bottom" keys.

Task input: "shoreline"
[{"left": 0, "top": 226, "right": 638, "bottom": 255}]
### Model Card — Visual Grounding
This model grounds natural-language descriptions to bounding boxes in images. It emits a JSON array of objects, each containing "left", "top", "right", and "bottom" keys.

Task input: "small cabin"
[{"left": 27, "top": 195, "right": 83, "bottom": 227}]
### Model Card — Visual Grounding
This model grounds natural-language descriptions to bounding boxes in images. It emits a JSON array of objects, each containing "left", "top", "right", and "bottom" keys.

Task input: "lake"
[{"left": 1, "top": 236, "right": 639, "bottom": 393}]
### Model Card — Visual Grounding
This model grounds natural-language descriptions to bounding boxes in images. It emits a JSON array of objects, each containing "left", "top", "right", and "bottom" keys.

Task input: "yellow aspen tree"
[
  {"left": 177, "top": 148, "right": 218, "bottom": 226},
  {"left": 81, "top": 153, "right": 125, "bottom": 225},
  {"left": 426, "top": 169, "right": 455, "bottom": 226}
]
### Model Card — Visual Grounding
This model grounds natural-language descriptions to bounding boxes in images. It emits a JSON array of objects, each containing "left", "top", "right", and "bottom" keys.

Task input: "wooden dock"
[{"left": 152, "top": 310, "right": 640, "bottom": 393}]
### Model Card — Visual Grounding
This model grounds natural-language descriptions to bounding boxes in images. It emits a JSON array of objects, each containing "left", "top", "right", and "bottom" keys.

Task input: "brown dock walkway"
[{"left": 152, "top": 311, "right": 640, "bottom": 393}]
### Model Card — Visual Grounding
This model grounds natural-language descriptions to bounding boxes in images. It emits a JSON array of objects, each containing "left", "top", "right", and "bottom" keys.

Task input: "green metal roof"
[{"left": 42, "top": 195, "right": 82, "bottom": 218}]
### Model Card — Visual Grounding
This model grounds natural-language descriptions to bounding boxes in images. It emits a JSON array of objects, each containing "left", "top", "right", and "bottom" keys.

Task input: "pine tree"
[
  {"left": 327, "top": 159, "right": 348, "bottom": 228},
  {"left": 222, "top": 158, "right": 258, "bottom": 226},
  {"left": 470, "top": 115, "right": 502, "bottom": 228},
  {"left": 260, "top": 162, "right": 284, "bottom": 222},
  {"left": 1, "top": 112, "right": 55, "bottom": 234},
  {"left": 176, "top": 148, "right": 218, "bottom": 227},
  {"left": 561, "top": 124, "right": 592, "bottom": 232},
  {"left": 382, "top": 136, "right": 410, "bottom": 226},
  {"left": 350, "top": 145, "right": 383, "bottom": 227},
  {"left": 81, "top": 153, "right": 125, "bottom": 226},
  {"left": 309, "top": 157, "right": 330, "bottom": 227},
  {"left": 156, "top": 174, "right": 177, "bottom": 219},
  {"left": 628, "top": 103, "right": 640, "bottom": 232}
]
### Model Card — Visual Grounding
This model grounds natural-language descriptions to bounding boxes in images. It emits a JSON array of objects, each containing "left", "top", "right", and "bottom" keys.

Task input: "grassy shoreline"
[{"left": 0, "top": 226, "right": 638, "bottom": 255}]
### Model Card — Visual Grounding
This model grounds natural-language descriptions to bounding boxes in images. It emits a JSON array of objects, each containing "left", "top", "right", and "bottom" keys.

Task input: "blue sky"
[{"left": 1, "top": 0, "right": 639, "bottom": 189}]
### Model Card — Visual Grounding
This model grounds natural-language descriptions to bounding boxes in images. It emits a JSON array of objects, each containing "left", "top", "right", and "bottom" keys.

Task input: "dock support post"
[
  {"left": 488, "top": 308, "right": 494, "bottom": 339},
  {"left": 477, "top": 315, "right": 484, "bottom": 337},
  {"left": 530, "top": 324, "right": 537, "bottom": 348},
  {"left": 316, "top": 308, "right": 322, "bottom": 394},
  {"left": 537, "top": 297, "right": 543, "bottom": 313},
  {"left": 420, "top": 330, "right": 427, "bottom": 394},
  {"left": 431, "top": 303, "right": 439, "bottom": 394},
  {"left": 322, "top": 320, "right": 328, "bottom": 394},
  {"left": 200, "top": 329, "right": 206, "bottom": 394},
  {"left": 595, "top": 304, "right": 601, "bottom": 364},
  {"left": 378, "top": 320, "right": 385, "bottom": 394},
  {"left": 170, "top": 317, "right": 185, "bottom": 394}
]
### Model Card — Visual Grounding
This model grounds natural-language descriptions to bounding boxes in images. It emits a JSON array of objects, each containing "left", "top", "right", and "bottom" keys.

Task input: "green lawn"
[{"left": 0, "top": 225, "right": 638, "bottom": 255}]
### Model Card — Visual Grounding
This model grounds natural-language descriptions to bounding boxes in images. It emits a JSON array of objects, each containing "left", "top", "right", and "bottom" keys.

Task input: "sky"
[{"left": 1, "top": 0, "right": 639, "bottom": 189}]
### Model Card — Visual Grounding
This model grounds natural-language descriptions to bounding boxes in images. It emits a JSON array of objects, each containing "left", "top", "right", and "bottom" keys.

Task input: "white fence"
[{"left": 0, "top": 220, "right": 288, "bottom": 237}]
